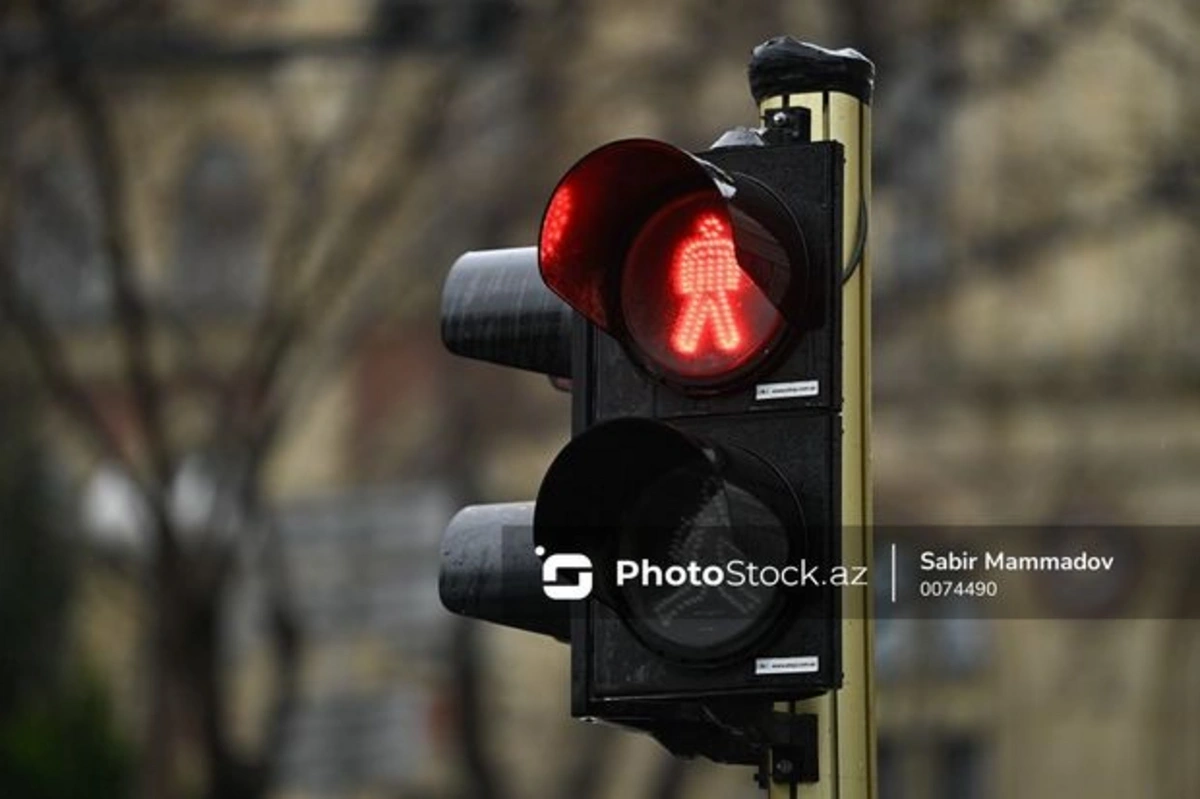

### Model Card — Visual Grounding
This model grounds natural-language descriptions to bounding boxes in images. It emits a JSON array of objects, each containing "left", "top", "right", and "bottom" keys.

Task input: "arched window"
[
  {"left": 174, "top": 139, "right": 265, "bottom": 310},
  {"left": 13, "top": 155, "right": 110, "bottom": 321}
]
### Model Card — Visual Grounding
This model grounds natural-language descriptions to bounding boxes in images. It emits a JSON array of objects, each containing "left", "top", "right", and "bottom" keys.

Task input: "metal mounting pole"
[{"left": 750, "top": 37, "right": 876, "bottom": 799}]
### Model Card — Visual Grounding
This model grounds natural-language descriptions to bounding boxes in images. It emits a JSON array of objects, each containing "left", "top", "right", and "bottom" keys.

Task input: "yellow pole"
[{"left": 759, "top": 86, "right": 874, "bottom": 799}]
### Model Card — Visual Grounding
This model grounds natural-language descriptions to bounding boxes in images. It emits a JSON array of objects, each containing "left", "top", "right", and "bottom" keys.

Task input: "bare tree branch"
[
  {"left": 0, "top": 263, "right": 137, "bottom": 471},
  {"left": 152, "top": 304, "right": 228, "bottom": 396},
  {"left": 261, "top": 59, "right": 390, "bottom": 306},
  {"left": 876, "top": 170, "right": 1200, "bottom": 333},
  {"left": 451, "top": 619, "right": 505, "bottom": 799},
  {"left": 237, "top": 0, "right": 591, "bottom": 486},
  {"left": 207, "top": 57, "right": 474, "bottom": 490},
  {"left": 554, "top": 725, "right": 618, "bottom": 799},
  {"left": 1124, "top": 13, "right": 1199, "bottom": 79},
  {"left": 872, "top": 0, "right": 1118, "bottom": 185},
  {"left": 34, "top": 0, "right": 175, "bottom": 515},
  {"left": 201, "top": 54, "right": 405, "bottom": 449},
  {"left": 252, "top": 505, "right": 302, "bottom": 788},
  {"left": 0, "top": 48, "right": 150, "bottom": 494}
]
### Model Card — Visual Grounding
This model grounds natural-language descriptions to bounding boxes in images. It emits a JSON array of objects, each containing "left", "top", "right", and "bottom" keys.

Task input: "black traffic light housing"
[
  {"left": 438, "top": 39, "right": 870, "bottom": 769},
  {"left": 439, "top": 136, "right": 844, "bottom": 764},
  {"left": 550, "top": 137, "right": 844, "bottom": 709}
]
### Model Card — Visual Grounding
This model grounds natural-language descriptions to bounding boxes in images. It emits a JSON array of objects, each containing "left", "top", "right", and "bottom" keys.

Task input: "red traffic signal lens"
[
  {"left": 537, "top": 139, "right": 809, "bottom": 387},
  {"left": 621, "top": 193, "right": 784, "bottom": 384},
  {"left": 540, "top": 183, "right": 573, "bottom": 265}
]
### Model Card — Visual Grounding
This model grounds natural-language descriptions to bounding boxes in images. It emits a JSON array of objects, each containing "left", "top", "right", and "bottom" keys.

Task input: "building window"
[
  {"left": 938, "top": 736, "right": 987, "bottom": 799},
  {"left": 12, "top": 155, "right": 110, "bottom": 321},
  {"left": 931, "top": 607, "right": 991, "bottom": 676},
  {"left": 878, "top": 737, "right": 904, "bottom": 799},
  {"left": 876, "top": 734, "right": 989, "bottom": 799},
  {"left": 876, "top": 539, "right": 992, "bottom": 679},
  {"left": 174, "top": 139, "right": 264, "bottom": 311}
]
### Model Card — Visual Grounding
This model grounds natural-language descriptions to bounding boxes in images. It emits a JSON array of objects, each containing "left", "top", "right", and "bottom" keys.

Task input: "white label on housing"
[
  {"left": 755, "top": 380, "right": 819, "bottom": 401},
  {"left": 755, "top": 656, "right": 819, "bottom": 675}
]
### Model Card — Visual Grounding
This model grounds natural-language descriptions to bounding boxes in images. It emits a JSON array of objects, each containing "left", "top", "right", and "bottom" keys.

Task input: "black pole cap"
[{"left": 748, "top": 37, "right": 874, "bottom": 106}]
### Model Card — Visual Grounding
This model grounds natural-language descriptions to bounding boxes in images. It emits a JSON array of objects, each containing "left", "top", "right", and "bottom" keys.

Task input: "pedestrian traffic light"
[
  {"left": 438, "top": 40, "right": 871, "bottom": 771},
  {"left": 537, "top": 132, "right": 844, "bottom": 703}
]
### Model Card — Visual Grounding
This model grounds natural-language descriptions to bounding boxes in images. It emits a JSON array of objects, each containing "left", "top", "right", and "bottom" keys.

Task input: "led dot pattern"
[
  {"left": 540, "top": 184, "right": 573, "bottom": 263},
  {"left": 670, "top": 213, "right": 746, "bottom": 356},
  {"left": 621, "top": 193, "right": 783, "bottom": 384}
]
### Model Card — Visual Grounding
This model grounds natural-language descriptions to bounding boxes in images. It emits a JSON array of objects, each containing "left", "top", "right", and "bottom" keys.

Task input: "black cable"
[{"left": 842, "top": 194, "right": 869, "bottom": 285}]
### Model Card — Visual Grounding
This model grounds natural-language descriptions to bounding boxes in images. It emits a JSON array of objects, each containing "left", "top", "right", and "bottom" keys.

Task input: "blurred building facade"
[{"left": 3, "top": 1, "right": 1198, "bottom": 799}]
